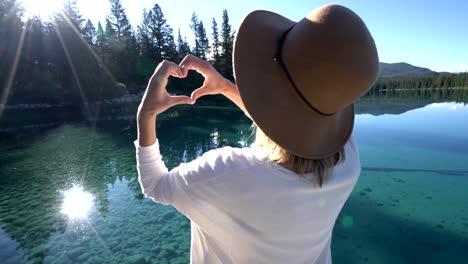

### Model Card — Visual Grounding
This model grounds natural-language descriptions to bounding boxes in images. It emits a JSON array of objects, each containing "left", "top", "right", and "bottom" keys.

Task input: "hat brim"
[{"left": 233, "top": 10, "right": 354, "bottom": 159}]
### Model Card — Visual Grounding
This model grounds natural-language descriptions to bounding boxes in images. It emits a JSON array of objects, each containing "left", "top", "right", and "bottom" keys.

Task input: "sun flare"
[
  {"left": 20, "top": 0, "right": 64, "bottom": 19},
  {"left": 61, "top": 184, "right": 94, "bottom": 220}
]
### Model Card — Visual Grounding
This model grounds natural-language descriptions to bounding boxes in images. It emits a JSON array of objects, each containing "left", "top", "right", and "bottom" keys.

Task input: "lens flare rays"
[{"left": 0, "top": 22, "right": 27, "bottom": 119}]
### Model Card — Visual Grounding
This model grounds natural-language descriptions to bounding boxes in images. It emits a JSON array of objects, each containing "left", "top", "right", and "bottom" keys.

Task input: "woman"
[{"left": 135, "top": 4, "right": 378, "bottom": 264}]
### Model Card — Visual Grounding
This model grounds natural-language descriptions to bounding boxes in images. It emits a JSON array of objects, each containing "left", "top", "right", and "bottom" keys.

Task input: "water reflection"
[
  {"left": 428, "top": 102, "right": 467, "bottom": 110},
  {"left": 210, "top": 129, "right": 220, "bottom": 146},
  {"left": 60, "top": 185, "right": 94, "bottom": 220},
  {"left": 354, "top": 100, "right": 428, "bottom": 115}
]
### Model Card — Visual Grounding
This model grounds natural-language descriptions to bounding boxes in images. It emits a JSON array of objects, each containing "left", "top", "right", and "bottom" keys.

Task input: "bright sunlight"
[
  {"left": 60, "top": 184, "right": 94, "bottom": 220},
  {"left": 19, "top": 0, "right": 64, "bottom": 19}
]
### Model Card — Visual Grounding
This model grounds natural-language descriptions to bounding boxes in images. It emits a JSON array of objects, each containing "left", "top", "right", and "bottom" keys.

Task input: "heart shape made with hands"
[
  {"left": 140, "top": 55, "right": 231, "bottom": 116},
  {"left": 173, "top": 55, "right": 230, "bottom": 103}
]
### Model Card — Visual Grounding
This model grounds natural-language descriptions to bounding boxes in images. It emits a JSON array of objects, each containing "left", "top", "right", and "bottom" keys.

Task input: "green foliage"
[
  {"left": 96, "top": 22, "right": 105, "bottom": 46},
  {"left": 82, "top": 19, "right": 96, "bottom": 45},
  {"left": 1, "top": 0, "right": 238, "bottom": 109}
]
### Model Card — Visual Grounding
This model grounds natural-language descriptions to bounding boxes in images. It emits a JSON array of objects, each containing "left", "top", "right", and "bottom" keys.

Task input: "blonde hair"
[{"left": 252, "top": 123, "right": 345, "bottom": 188}]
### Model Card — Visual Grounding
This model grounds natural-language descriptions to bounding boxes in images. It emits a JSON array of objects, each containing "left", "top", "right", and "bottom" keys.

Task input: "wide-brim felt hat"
[{"left": 233, "top": 4, "right": 379, "bottom": 159}]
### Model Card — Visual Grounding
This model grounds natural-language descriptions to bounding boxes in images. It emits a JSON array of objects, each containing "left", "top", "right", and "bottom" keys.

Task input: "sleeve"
[{"left": 134, "top": 139, "right": 231, "bottom": 210}]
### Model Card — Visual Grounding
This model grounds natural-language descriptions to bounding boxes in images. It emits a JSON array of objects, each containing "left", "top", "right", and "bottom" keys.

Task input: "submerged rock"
[
  {"left": 124, "top": 255, "right": 151, "bottom": 264},
  {"left": 413, "top": 240, "right": 440, "bottom": 251}
]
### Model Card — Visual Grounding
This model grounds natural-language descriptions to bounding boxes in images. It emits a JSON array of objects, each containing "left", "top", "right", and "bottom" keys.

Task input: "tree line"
[
  {"left": 365, "top": 72, "right": 468, "bottom": 102},
  {"left": 0, "top": 0, "right": 235, "bottom": 106}
]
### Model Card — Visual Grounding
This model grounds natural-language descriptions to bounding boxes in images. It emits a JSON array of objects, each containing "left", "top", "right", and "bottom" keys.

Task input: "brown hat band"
[{"left": 274, "top": 25, "right": 335, "bottom": 117}]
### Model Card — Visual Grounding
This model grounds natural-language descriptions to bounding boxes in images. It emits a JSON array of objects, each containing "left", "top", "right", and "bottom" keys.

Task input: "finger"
[
  {"left": 179, "top": 55, "right": 197, "bottom": 77},
  {"left": 170, "top": 95, "right": 193, "bottom": 106},
  {"left": 190, "top": 86, "right": 212, "bottom": 101},
  {"left": 169, "top": 67, "right": 183, "bottom": 78},
  {"left": 165, "top": 61, "right": 184, "bottom": 78},
  {"left": 179, "top": 55, "right": 191, "bottom": 77},
  {"left": 179, "top": 55, "right": 208, "bottom": 77}
]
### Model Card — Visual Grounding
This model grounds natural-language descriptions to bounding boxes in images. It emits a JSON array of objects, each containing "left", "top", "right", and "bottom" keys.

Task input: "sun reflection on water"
[{"left": 60, "top": 184, "right": 94, "bottom": 220}]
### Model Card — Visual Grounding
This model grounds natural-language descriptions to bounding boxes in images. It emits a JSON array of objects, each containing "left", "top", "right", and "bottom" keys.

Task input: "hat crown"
[
  {"left": 282, "top": 5, "right": 379, "bottom": 114},
  {"left": 233, "top": 5, "right": 378, "bottom": 158}
]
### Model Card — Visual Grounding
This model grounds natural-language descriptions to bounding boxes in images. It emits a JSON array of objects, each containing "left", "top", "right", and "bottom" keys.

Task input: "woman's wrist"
[
  {"left": 136, "top": 111, "right": 158, "bottom": 147},
  {"left": 137, "top": 110, "right": 157, "bottom": 122},
  {"left": 221, "top": 80, "right": 238, "bottom": 97}
]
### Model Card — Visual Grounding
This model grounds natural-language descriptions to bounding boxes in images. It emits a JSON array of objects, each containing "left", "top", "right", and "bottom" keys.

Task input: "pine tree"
[
  {"left": 62, "top": 0, "right": 84, "bottom": 32},
  {"left": 96, "top": 22, "right": 105, "bottom": 47},
  {"left": 197, "top": 21, "right": 209, "bottom": 60},
  {"left": 104, "top": 18, "right": 115, "bottom": 38},
  {"left": 105, "top": 0, "right": 137, "bottom": 83},
  {"left": 96, "top": 20, "right": 111, "bottom": 65},
  {"left": 211, "top": 18, "right": 221, "bottom": 69},
  {"left": 82, "top": 19, "right": 96, "bottom": 45},
  {"left": 190, "top": 12, "right": 202, "bottom": 57},
  {"left": 190, "top": 13, "right": 209, "bottom": 60},
  {"left": 177, "top": 28, "right": 191, "bottom": 59},
  {"left": 107, "top": 0, "right": 132, "bottom": 41},
  {"left": 163, "top": 29, "right": 178, "bottom": 61},
  {"left": 220, "top": 9, "right": 234, "bottom": 80},
  {"left": 137, "top": 9, "right": 154, "bottom": 58},
  {"left": 149, "top": 4, "right": 177, "bottom": 61}
]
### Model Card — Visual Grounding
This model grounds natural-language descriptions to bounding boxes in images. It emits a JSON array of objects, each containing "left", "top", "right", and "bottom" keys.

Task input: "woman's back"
[
  {"left": 135, "top": 5, "right": 377, "bottom": 263},
  {"left": 135, "top": 134, "right": 360, "bottom": 263}
]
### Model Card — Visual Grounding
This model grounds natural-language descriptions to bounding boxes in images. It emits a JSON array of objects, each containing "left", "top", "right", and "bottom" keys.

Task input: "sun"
[
  {"left": 60, "top": 184, "right": 94, "bottom": 220},
  {"left": 20, "top": 0, "right": 65, "bottom": 20}
]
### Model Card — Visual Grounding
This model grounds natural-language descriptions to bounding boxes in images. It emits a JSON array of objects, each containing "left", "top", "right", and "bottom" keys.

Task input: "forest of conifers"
[
  {"left": 1, "top": 0, "right": 467, "bottom": 107},
  {"left": 1, "top": 0, "right": 235, "bottom": 106}
]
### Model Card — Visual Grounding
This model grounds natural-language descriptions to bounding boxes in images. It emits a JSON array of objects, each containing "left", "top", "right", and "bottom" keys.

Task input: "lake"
[{"left": 0, "top": 100, "right": 467, "bottom": 264}]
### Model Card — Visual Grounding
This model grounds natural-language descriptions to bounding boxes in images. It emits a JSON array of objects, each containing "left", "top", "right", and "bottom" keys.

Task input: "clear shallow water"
[{"left": 0, "top": 102, "right": 467, "bottom": 263}]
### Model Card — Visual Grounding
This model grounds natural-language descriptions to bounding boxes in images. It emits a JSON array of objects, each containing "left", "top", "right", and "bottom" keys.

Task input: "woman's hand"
[
  {"left": 138, "top": 60, "right": 193, "bottom": 119},
  {"left": 179, "top": 54, "right": 232, "bottom": 102},
  {"left": 137, "top": 60, "right": 193, "bottom": 147}
]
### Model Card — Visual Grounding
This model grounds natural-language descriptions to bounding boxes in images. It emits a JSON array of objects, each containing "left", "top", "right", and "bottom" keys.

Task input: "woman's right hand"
[{"left": 179, "top": 54, "right": 232, "bottom": 102}]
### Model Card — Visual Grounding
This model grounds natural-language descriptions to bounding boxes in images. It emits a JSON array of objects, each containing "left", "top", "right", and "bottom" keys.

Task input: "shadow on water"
[{"left": 362, "top": 167, "right": 468, "bottom": 177}]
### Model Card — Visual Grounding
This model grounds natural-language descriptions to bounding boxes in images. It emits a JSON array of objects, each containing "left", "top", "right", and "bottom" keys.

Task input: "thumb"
[
  {"left": 190, "top": 86, "right": 211, "bottom": 101},
  {"left": 170, "top": 95, "right": 193, "bottom": 106}
]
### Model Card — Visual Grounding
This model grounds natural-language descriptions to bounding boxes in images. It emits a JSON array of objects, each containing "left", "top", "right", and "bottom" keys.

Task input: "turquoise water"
[{"left": 0, "top": 102, "right": 467, "bottom": 263}]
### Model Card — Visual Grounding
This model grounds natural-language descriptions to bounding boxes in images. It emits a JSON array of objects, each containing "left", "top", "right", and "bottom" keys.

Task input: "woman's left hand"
[{"left": 137, "top": 60, "right": 193, "bottom": 119}]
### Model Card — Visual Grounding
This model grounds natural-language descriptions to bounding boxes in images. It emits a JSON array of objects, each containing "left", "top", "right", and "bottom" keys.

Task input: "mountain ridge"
[{"left": 379, "top": 62, "right": 437, "bottom": 78}]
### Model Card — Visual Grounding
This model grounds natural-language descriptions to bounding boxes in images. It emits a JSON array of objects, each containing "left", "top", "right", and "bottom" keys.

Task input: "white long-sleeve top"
[{"left": 134, "top": 133, "right": 361, "bottom": 264}]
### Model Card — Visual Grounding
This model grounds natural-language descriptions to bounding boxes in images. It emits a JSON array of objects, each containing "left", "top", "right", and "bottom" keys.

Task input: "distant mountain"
[{"left": 379, "top": 62, "right": 437, "bottom": 78}]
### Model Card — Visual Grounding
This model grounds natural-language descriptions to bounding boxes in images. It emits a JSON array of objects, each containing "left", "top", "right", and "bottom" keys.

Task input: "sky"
[{"left": 22, "top": 0, "right": 468, "bottom": 72}]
